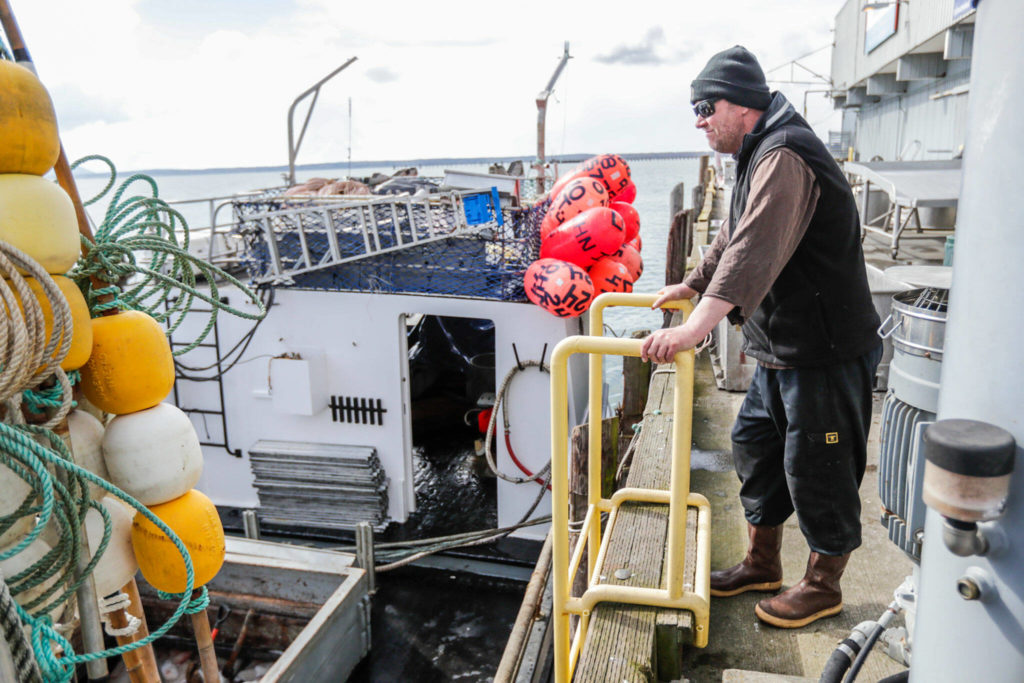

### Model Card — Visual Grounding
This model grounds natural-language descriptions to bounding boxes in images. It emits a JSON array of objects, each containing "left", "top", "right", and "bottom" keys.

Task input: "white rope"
[
  {"left": 98, "top": 593, "right": 142, "bottom": 638},
  {"left": 483, "top": 359, "right": 551, "bottom": 485}
]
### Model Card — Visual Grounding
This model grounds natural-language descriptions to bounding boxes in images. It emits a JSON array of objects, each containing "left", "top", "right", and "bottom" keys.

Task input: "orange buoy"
[
  {"left": 540, "top": 207, "right": 626, "bottom": 268},
  {"left": 540, "top": 177, "right": 609, "bottom": 239},
  {"left": 131, "top": 488, "right": 225, "bottom": 594},
  {"left": 588, "top": 257, "right": 635, "bottom": 297},
  {"left": 574, "top": 154, "right": 632, "bottom": 199},
  {"left": 611, "top": 201, "right": 640, "bottom": 243},
  {"left": 547, "top": 171, "right": 581, "bottom": 202},
  {"left": 610, "top": 244, "right": 644, "bottom": 281},
  {"left": 6, "top": 275, "right": 93, "bottom": 371},
  {"left": 628, "top": 234, "right": 642, "bottom": 252},
  {"left": 80, "top": 310, "right": 175, "bottom": 415},
  {"left": 614, "top": 180, "right": 637, "bottom": 204},
  {"left": 0, "top": 174, "right": 80, "bottom": 274},
  {"left": 524, "top": 258, "right": 595, "bottom": 318},
  {"left": 0, "top": 61, "right": 60, "bottom": 175}
]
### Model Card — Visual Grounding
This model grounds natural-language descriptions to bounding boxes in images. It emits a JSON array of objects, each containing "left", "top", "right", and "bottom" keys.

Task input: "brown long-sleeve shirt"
[{"left": 684, "top": 147, "right": 820, "bottom": 322}]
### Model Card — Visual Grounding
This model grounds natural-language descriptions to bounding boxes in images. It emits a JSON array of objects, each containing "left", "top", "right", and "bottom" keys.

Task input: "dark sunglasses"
[{"left": 693, "top": 99, "right": 716, "bottom": 118}]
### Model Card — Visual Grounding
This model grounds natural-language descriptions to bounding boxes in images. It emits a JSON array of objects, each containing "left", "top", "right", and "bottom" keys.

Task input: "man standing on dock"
[{"left": 641, "top": 45, "right": 881, "bottom": 628}]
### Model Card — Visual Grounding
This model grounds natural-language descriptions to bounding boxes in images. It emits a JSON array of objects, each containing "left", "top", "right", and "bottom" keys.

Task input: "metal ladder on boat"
[
  {"left": 240, "top": 189, "right": 504, "bottom": 285},
  {"left": 549, "top": 293, "right": 711, "bottom": 682}
]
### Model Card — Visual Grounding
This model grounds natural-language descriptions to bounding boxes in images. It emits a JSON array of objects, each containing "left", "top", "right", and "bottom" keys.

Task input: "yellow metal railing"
[{"left": 550, "top": 292, "right": 711, "bottom": 682}]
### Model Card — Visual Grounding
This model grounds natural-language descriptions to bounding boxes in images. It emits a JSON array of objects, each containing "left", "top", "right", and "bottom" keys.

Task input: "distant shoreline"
[{"left": 75, "top": 151, "right": 708, "bottom": 177}]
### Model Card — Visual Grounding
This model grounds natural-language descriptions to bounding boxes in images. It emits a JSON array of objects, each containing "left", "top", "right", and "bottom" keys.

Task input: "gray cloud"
[
  {"left": 595, "top": 27, "right": 692, "bottom": 66},
  {"left": 49, "top": 84, "right": 130, "bottom": 129},
  {"left": 365, "top": 66, "right": 399, "bottom": 83}
]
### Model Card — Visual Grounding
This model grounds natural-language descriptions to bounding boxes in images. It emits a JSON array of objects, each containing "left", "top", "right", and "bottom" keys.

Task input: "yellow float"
[
  {"left": 0, "top": 60, "right": 60, "bottom": 175},
  {"left": 130, "top": 488, "right": 225, "bottom": 594},
  {"left": 0, "top": 174, "right": 80, "bottom": 274},
  {"left": 5, "top": 274, "right": 93, "bottom": 370},
  {"left": 79, "top": 310, "right": 175, "bottom": 415}
]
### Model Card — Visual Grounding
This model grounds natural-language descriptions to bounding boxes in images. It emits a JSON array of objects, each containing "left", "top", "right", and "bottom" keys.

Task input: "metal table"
[{"left": 845, "top": 160, "right": 961, "bottom": 258}]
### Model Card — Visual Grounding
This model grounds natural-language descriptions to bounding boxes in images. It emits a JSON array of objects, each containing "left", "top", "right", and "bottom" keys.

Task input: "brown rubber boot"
[
  {"left": 710, "top": 523, "right": 783, "bottom": 597},
  {"left": 754, "top": 552, "right": 850, "bottom": 628}
]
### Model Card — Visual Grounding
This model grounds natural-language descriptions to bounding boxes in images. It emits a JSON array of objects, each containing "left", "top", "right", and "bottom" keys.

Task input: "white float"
[
  {"left": 0, "top": 463, "right": 37, "bottom": 551},
  {"left": 67, "top": 409, "right": 110, "bottom": 502},
  {"left": 84, "top": 496, "right": 138, "bottom": 598},
  {"left": 101, "top": 402, "right": 203, "bottom": 506},
  {"left": 0, "top": 535, "right": 66, "bottom": 623}
]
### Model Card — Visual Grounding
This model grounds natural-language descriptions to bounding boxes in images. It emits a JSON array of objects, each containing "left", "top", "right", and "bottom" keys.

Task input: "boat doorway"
[{"left": 393, "top": 313, "right": 499, "bottom": 541}]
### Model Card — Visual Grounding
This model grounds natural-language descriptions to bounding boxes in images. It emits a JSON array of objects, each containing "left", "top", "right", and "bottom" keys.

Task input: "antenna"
[{"left": 348, "top": 96, "right": 353, "bottom": 177}]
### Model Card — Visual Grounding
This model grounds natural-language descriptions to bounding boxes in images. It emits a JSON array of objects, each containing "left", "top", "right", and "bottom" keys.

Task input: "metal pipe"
[
  {"left": 287, "top": 57, "right": 358, "bottom": 186},
  {"left": 494, "top": 532, "right": 553, "bottom": 683},
  {"left": 536, "top": 42, "right": 571, "bottom": 192}
]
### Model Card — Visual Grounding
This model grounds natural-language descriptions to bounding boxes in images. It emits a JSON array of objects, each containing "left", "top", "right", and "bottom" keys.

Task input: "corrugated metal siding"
[
  {"left": 832, "top": 0, "right": 965, "bottom": 90},
  {"left": 854, "top": 62, "right": 971, "bottom": 161}
]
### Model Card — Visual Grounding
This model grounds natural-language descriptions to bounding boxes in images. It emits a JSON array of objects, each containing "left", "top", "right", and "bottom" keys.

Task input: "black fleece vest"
[{"left": 730, "top": 96, "right": 880, "bottom": 366}]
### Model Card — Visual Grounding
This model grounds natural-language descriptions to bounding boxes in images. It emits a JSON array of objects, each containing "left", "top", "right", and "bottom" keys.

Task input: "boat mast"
[
  {"left": 535, "top": 42, "right": 571, "bottom": 193},
  {"left": 286, "top": 56, "right": 358, "bottom": 186}
]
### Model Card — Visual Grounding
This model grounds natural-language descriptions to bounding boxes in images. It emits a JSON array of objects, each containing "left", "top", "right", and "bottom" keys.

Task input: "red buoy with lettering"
[
  {"left": 588, "top": 257, "right": 635, "bottom": 296},
  {"left": 574, "top": 153, "right": 632, "bottom": 199},
  {"left": 540, "top": 177, "right": 609, "bottom": 239},
  {"left": 614, "top": 180, "right": 637, "bottom": 204},
  {"left": 611, "top": 201, "right": 640, "bottom": 242},
  {"left": 628, "top": 234, "right": 642, "bottom": 252},
  {"left": 610, "top": 243, "right": 644, "bottom": 281},
  {"left": 540, "top": 207, "right": 626, "bottom": 268},
  {"left": 524, "top": 258, "right": 595, "bottom": 318}
]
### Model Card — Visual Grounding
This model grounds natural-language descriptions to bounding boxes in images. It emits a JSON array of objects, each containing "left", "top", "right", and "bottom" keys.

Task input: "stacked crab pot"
[{"left": 524, "top": 154, "right": 644, "bottom": 318}]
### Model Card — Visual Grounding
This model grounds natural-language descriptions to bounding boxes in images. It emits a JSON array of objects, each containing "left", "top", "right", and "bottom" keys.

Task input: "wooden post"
[
  {"left": 119, "top": 578, "right": 161, "bottom": 683},
  {"left": 619, "top": 329, "right": 651, "bottom": 461},
  {"left": 698, "top": 154, "right": 710, "bottom": 188},
  {"left": 664, "top": 209, "right": 691, "bottom": 328},
  {"left": 191, "top": 589, "right": 220, "bottom": 683}
]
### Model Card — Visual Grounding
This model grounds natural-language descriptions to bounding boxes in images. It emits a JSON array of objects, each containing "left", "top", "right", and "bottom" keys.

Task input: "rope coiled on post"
[{"left": 67, "top": 155, "right": 267, "bottom": 354}]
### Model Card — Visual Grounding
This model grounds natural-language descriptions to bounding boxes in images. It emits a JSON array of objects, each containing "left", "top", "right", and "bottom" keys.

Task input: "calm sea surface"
[{"left": 73, "top": 156, "right": 702, "bottom": 402}]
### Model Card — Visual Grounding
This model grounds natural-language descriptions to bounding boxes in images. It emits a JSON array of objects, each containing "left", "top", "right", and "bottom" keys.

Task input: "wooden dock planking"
[{"left": 574, "top": 362, "right": 701, "bottom": 682}]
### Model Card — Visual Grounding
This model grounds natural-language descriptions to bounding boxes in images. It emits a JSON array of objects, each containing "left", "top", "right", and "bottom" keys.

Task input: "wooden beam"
[
  {"left": 944, "top": 24, "right": 974, "bottom": 61},
  {"left": 866, "top": 73, "right": 907, "bottom": 97},
  {"left": 896, "top": 53, "right": 947, "bottom": 81}
]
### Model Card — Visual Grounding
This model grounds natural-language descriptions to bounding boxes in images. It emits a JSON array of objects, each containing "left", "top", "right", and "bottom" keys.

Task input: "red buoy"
[
  {"left": 540, "top": 207, "right": 626, "bottom": 268},
  {"left": 614, "top": 180, "right": 637, "bottom": 204},
  {"left": 611, "top": 201, "right": 640, "bottom": 242},
  {"left": 628, "top": 234, "right": 642, "bottom": 252},
  {"left": 540, "top": 177, "right": 609, "bottom": 238},
  {"left": 588, "top": 257, "right": 635, "bottom": 297},
  {"left": 547, "top": 171, "right": 580, "bottom": 201},
  {"left": 574, "top": 154, "right": 632, "bottom": 199},
  {"left": 524, "top": 258, "right": 595, "bottom": 318},
  {"left": 609, "top": 243, "right": 643, "bottom": 281}
]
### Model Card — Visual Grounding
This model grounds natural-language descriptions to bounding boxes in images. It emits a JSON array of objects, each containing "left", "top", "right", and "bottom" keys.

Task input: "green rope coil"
[
  {"left": 68, "top": 155, "right": 267, "bottom": 354},
  {"left": 0, "top": 420, "right": 199, "bottom": 682}
]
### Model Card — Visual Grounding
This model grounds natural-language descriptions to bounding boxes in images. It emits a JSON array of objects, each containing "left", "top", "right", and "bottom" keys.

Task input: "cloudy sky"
[{"left": 15, "top": 0, "right": 846, "bottom": 171}]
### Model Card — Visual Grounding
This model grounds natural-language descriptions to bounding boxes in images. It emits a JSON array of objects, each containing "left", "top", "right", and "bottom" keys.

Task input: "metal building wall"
[
  {"left": 855, "top": 62, "right": 971, "bottom": 161},
  {"left": 832, "top": 0, "right": 963, "bottom": 90}
]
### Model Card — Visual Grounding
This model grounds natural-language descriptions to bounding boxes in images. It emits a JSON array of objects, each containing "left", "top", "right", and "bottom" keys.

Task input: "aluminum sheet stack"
[{"left": 248, "top": 439, "right": 389, "bottom": 531}]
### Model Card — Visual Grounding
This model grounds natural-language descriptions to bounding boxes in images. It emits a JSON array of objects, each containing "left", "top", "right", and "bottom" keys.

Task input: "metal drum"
[{"left": 880, "top": 287, "right": 949, "bottom": 413}]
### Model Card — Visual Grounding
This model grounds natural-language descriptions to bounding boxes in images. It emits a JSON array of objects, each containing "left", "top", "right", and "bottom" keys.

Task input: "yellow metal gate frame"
[{"left": 549, "top": 292, "right": 711, "bottom": 682}]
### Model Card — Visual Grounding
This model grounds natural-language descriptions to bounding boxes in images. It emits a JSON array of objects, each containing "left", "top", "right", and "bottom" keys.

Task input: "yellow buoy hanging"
[
  {"left": 0, "top": 174, "right": 80, "bottom": 274},
  {"left": 5, "top": 274, "right": 93, "bottom": 371},
  {"left": 130, "top": 488, "right": 225, "bottom": 594},
  {"left": 102, "top": 402, "right": 203, "bottom": 506},
  {"left": 80, "top": 310, "right": 175, "bottom": 415},
  {"left": 0, "top": 60, "right": 60, "bottom": 175}
]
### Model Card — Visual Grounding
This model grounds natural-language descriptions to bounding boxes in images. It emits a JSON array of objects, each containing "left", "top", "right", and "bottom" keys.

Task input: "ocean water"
[{"left": 72, "top": 156, "right": 703, "bottom": 402}]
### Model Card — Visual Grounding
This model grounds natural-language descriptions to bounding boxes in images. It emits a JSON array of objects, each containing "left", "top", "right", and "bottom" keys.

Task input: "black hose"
[
  {"left": 876, "top": 671, "right": 909, "bottom": 683},
  {"left": 843, "top": 622, "right": 885, "bottom": 683},
  {"left": 819, "top": 646, "right": 854, "bottom": 683}
]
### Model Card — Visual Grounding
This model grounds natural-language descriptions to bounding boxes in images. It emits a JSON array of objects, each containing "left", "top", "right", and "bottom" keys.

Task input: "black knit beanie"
[{"left": 691, "top": 45, "right": 771, "bottom": 110}]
